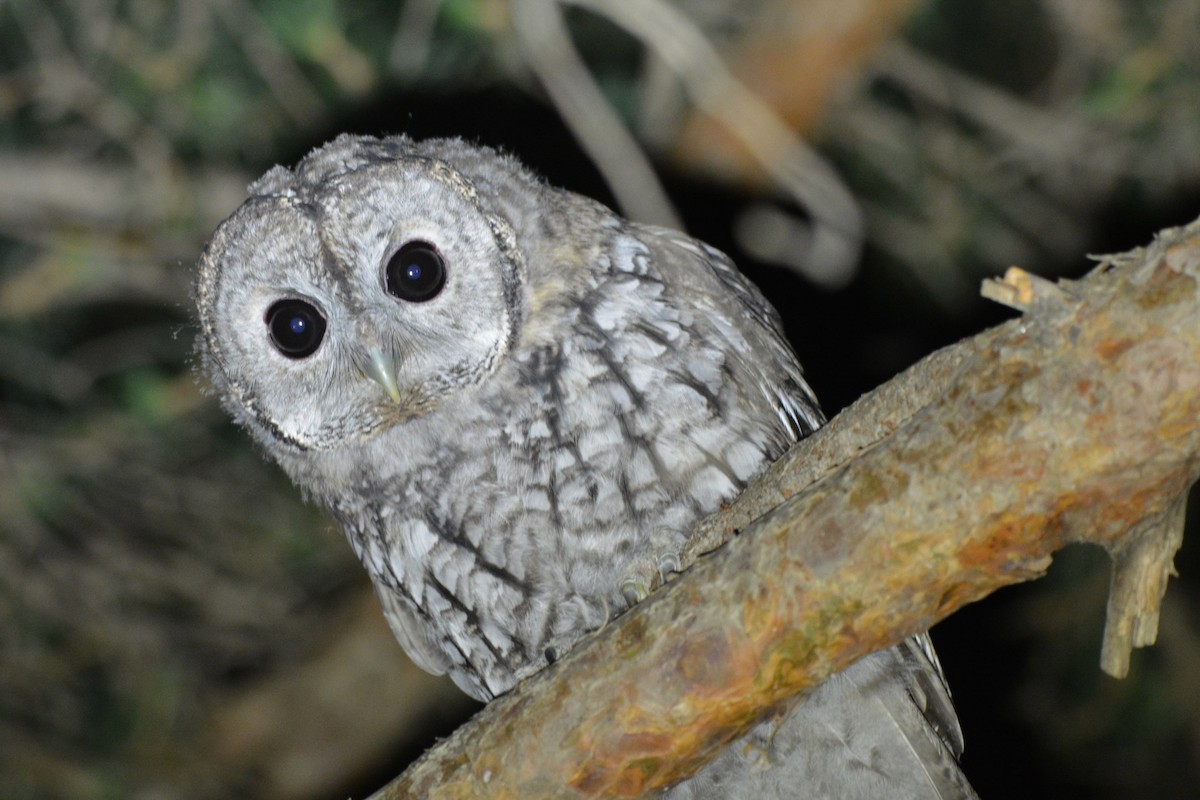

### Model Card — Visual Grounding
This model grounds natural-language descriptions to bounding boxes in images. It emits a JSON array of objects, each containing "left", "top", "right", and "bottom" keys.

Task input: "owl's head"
[{"left": 194, "top": 135, "right": 530, "bottom": 454}]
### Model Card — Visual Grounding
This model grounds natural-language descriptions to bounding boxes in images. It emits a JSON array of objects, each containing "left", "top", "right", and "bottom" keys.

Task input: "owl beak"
[{"left": 364, "top": 345, "right": 402, "bottom": 403}]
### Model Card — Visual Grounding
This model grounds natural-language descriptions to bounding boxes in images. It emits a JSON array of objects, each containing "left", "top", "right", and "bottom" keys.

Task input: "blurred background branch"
[{"left": 1, "top": 1, "right": 1198, "bottom": 798}]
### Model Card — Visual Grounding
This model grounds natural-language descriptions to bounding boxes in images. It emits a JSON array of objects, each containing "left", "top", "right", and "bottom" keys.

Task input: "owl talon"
[
  {"left": 621, "top": 576, "right": 650, "bottom": 606},
  {"left": 657, "top": 549, "right": 682, "bottom": 579}
]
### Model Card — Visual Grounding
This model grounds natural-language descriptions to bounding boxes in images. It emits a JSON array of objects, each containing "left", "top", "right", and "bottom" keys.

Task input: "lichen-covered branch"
[{"left": 370, "top": 217, "right": 1200, "bottom": 799}]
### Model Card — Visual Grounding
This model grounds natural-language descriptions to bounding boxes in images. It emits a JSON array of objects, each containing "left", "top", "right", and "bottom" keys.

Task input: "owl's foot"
[
  {"left": 619, "top": 543, "right": 684, "bottom": 606},
  {"left": 620, "top": 575, "right": 651, "bottom": 606},
  {"left": 657, "top": 548, "right": 681, "bottom": 576}
]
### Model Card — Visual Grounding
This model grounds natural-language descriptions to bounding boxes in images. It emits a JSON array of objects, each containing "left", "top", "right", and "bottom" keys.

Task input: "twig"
[
  {"left": 389, "top": 0, "right": 447, "bottom": 78},
  {"left": 564, "top": 0, "right": 864, "bottom": 285},
  {"left": 510, "top": 0, "right": 683, "bottom": 230},
  {"left": 209, "top": 0, "right": 323, "bottom": 125}
]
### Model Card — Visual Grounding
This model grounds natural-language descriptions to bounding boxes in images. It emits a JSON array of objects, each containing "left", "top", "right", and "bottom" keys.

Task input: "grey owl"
[{"left": 195, "top": 134, "right": 977, "bottom": 798}]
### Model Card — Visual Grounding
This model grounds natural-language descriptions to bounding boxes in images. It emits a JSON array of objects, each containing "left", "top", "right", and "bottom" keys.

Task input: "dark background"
[{"left": 2, "top": 1, "right": 1199, "bottom": 798}]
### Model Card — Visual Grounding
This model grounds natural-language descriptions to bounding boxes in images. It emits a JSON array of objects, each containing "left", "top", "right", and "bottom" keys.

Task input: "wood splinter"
[
  {"left": 981, "top": 265, "right": 1077, "bottom": 311},
  {"left": 1100, "top": 494, "right": 1188, "bottom": 678}
]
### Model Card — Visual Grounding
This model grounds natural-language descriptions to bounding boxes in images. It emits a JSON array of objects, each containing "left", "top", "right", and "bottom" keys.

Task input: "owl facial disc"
[{"left": 194, "top": 141, "right": 526, "bottom": 452}]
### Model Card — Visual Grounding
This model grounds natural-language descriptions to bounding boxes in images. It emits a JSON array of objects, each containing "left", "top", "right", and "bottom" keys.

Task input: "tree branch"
[{"left": 369, "top": 217, "right": 1200, "bottom": 799}]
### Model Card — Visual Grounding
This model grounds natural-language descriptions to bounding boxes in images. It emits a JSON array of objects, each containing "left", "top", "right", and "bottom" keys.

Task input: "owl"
[{"left": 195, "top": 134, "right": 976, "bottom": 798}]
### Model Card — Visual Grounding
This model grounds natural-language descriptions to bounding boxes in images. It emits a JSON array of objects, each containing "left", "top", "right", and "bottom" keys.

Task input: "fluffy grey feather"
[{"left": 195, "top": 133, "right": 976, "bottom": 798}]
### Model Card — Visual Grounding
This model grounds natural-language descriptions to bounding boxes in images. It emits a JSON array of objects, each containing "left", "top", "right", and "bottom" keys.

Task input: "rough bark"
[{"left": 370, "top": 217, "right": 1200, "bottom": 799}]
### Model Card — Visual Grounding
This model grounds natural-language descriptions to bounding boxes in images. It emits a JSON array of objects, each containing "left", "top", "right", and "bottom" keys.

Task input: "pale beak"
[{"left": 364, "top": 345, "right": 402, "bottom": 403}]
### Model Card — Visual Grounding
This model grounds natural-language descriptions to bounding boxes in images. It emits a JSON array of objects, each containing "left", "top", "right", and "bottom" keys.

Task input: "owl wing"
[
  {"left": 897, "top": 632, "right": 967, "bottom": 756},
  {"left": 375, "top": 582, "right": 453, "bottom": 679},
  {"left": 634, "top": 224, "right": 825, "bottom": 442},
  {"left": 634, "top": 225, "right": 971, "bottom": 795},
  {"left": 677, "top": 640, "right": 976, "bottom": 799}
]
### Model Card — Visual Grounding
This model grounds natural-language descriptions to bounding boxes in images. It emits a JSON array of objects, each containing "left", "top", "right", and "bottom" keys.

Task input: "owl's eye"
[
  {"left": 266, "top": 298, "right": 326, "bottom": 359},
  {"left": 385, "top": 241, "right": 446, "bottom": 302}
]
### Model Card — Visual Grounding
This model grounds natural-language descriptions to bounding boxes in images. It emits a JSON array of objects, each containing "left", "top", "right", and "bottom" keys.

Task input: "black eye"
[
  {"left": 385, "top": 241, "right": 446, "bottom": 302},
  {"left": 266, "top": 298, "right": 326, "bottom": 359}
]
